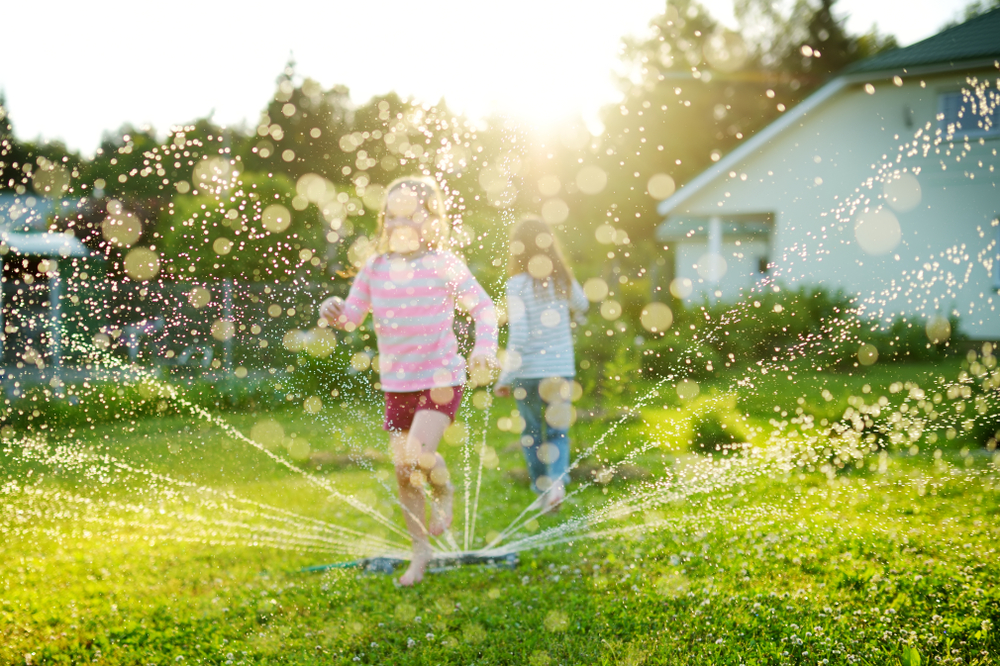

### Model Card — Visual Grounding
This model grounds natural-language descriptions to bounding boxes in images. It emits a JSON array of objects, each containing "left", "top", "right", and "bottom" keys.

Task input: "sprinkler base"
[{"left": 301, "top": 551, "right": 519, "bottom": 575}]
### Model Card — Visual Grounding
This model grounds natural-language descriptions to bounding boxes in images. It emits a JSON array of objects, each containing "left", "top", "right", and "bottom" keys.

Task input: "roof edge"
[
  {"left": 657, "top": 76, "right": 848, "bottom": 217},
  {"left": 656, "top": 58, "right": 1000, "bottom": 218},
  {"left": 851, "top": 57, "right": 1000, "bottom": 80}
]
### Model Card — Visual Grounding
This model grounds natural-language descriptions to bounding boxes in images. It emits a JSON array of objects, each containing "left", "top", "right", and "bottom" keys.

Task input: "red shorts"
[{"left": 384, "top": 385, "right": 464, "bottom": 431}]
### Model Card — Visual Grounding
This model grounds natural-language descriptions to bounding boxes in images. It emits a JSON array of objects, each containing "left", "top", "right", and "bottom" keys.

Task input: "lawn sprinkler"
[{"left": 300, "top": 550, "right": 519, "bottom": 575}]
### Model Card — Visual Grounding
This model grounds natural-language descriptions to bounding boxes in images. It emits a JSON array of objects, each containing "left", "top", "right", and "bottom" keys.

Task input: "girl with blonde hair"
[{"left": 319, "top": 176, "right": 498, "bottom": 586}]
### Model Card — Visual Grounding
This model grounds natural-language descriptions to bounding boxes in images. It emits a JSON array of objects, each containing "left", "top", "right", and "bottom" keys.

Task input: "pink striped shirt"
[{"left": 338, "top": 250, "right": 498, "bottom": 392}]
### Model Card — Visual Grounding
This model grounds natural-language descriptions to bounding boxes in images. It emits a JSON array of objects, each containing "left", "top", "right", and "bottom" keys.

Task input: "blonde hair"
[{"left": 373, "top": 175, "right": 449, "bottom": 255}]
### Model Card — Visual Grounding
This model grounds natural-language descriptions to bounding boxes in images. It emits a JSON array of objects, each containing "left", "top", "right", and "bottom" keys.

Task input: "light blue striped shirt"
[{"left": 498, "top": 273, "right": 588, "bottom": 384}]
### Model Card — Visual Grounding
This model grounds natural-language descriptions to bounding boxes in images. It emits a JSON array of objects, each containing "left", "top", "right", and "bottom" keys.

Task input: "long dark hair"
[{"left": 508, "top": 216, "right": 574, "bottom": 297}]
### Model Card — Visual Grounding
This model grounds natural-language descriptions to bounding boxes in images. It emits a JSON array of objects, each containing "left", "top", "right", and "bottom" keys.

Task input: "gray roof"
[
  {"left": 846, "top": 7, "right": 1000, "bottom": 74},
  {"left": 0, "top": 192, "right": 89, "bottom": 234},
  {"left": 0, "top": 192, "right": 56, "bottom": 232},
  {"left": 1, "top": 231, "right": 91, "bottom": 258}
]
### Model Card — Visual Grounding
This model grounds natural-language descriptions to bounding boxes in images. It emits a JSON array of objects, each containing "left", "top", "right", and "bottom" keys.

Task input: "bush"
[
  {"left": 2, "top": 380, "right": 177, "bottom": 432},
  {"left": 865, "top": 314, "right": 962, "bottom": 363},
  {"left": 0, "top": 374, "right": 289, "bottom": 433},
  {"left": 690, "top": 412, "right": 738, "bottom": 454},
  {"left": 640, "top": 334, "right": 722, "bottom": 382},
  {"left": 635, "top": 285, "right": 962, "bottom": 382},
  {"left": 952, "top": 343, "right": 1000, "bottom": 449}
]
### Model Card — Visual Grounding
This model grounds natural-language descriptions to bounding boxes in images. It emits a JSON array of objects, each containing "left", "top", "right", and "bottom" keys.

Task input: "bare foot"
[
  {"left": 429, "top": 483, "right": 454, "bottom": 536},
  {"left": 397, "top": 547, "right": 433, "bottom": 587},
  {"left": 542, "top": 482, "right": 565, "bottom": 514}
]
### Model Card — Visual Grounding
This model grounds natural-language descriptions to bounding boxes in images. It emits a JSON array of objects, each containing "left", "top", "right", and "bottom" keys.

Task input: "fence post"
[
  {"left": 49, "top": 262, "right": 64, "bottom": 395},
  {"left": 0, "top": 255, "right": 4, "bottom": 364},
  {"left": 223, "top": 278, "right": 234, "bottom": 373}
]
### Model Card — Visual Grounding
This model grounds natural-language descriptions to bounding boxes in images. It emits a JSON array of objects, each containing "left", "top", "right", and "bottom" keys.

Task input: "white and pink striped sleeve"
[{"left": 447, "top": 254, "right": 498, "bottom": 357}]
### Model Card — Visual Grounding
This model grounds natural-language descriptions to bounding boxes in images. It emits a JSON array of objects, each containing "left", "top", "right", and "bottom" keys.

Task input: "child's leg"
[
  {"left": 514, "top": 379, "right": 548, "bottom": 493},
  {"left": 542, "top": 389, "right": 573, "bottom": 488},
  {"left": 390, "top": 409, "right": 452, "bottom": 586},
  {"left": 538, "top": 378, "right": 574, "bottom": 512},
  {"left": 408, "top": 409, "right": 454, "bottom": 536},
  {"left": 539, "top": 421, "right": 569, "bottom": 512},
  {"left": 390, "top": 430, "right": 430, "bottom": 551}
]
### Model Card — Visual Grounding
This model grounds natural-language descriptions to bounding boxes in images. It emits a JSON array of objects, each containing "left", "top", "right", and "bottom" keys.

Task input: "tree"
[
  {"left": 230, "top": 67, "right": 532, "bottom": 287},
  {"left": 943, "top": 0, "right": 1000, "bottom": 27},
  {"left": 80, "top": 125, "right": 167, "bottom": 201},
  {"left": 580, "top": 0, "right": 776, "bottom": 266},
  {"left": 158, "top": 169, "right": 318, "bottom": 281},
  {"left": 239, "top": 61, "right": 354, "bottom": 184},
  {"left": 0, "top": 95, "right": 33, "bottom": 195},
  {"left": 736, "top": 0, "right": 897, "bottom": 86},
  {"left": 0, "top": 97, "right": 82, "bottom": 203}
]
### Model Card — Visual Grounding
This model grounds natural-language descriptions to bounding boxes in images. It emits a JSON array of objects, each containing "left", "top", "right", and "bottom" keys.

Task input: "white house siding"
[
  {"left": 675, "top": 238, "right": 770, "bottom": 302},
  {"left": 663, "top": 69, "right": 1000, "bottom": 338}
]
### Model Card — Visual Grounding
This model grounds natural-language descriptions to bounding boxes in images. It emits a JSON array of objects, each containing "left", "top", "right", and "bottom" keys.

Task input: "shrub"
[
  {"left": 865, "top": 313, "right": 963, "bottom": 363},
  {"left": 690, "top": 412, "right": 738, "bottom": 455},
  {"left": 952, "top": 343, "right": 1000, "bottom": 449},
  {"left": 0, "top": 374, "right": 289, "bottom": 433},
  {"left": 636, "top": 285, "right": 962, "bottom": 382},
  {"left": 640, "top": 334, "right": 722, "bottom": 382}
]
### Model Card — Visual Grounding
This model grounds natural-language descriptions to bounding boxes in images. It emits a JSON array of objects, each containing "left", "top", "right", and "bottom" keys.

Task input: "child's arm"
[
  {"left": 569, "top": 279, "right": 589, "bottom": 326},
  {"left": 319, "top": 265, "right": 373, "bottom": 331},
  {"left": 449, "top": 257, "right": 499, "bottom": 381},
  {"left": 495, "top": 280, "right": 526, "bottom": 390}
]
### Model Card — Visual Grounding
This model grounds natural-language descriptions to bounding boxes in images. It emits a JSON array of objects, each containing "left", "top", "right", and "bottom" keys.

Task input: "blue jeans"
[{"left": 513, "top": 377, "right": 572, "bottom": 494}]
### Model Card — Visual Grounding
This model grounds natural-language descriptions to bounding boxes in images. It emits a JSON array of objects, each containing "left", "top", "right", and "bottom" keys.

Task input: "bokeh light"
[
  {"left": 640, "top": 302, "right": 673, "bottom": 332},
  {"left": 123, "top": 247, "right": 160, "bottom": 281},
  {"left": 854, "top": 209, "right": 902, "bottom": 255},
  {"left": 647, "top": 173, "right": 675, "bottom": 199},
  {"left": 262, "top": 203, "right": 292, "bottom": 233},
  {"left": 883, "top": 171, "right": 922, "bottom": 212}
]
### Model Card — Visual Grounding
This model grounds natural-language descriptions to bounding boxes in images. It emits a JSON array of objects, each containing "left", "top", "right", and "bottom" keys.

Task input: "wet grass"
[{"left": 2, "top": 363, "right": 999, "bottom": 665}]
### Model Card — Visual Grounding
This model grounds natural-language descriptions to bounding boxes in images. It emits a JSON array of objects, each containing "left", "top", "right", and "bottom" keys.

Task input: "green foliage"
[
  {"left": 943, "top": 0, "right": 1000, "bottom": 28},
  {"left": 286, "top": 344, "right": 377, "bottom": 402},
  {"left": 691, "top": 412, "right": 739, "bottom": 454},
  {"left": 735, "top": 0, "right": 898, "bottom": 81},
  {"left": 159, "top": 169, "right": 321, "bottom": 280},
  {"left": 640, "top": 332, "right": 723, "bottom": 382},
  {"left": 79, "top": 125, "right": 168, "bottom": 200},
  {"left": 865, "top": 313, "right": 963, "bottom": 364},
  {"left": 0, "top": 94, "right": 33, "bottom": 194},
  {"left": 707, "top": 285, "right": 857, "bottom": 361},
  {"left": 952, "top": 343, "right": 1000, "bottom": 449},
  {"left": 599, "top": 341, "right": 642, "bottom": 404},
  {"left": 0, "top": 376, "right": 285, "bottom": 432},
  {"left": 633, "top": 286, "right": 962, "bottom": 385},
  {"left": 902, "top": 644, "right": 922, "bottom": 666}
]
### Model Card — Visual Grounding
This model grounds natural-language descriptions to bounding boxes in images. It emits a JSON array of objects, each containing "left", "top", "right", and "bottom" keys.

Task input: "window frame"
[{"left": 937, "top": 89, "right": 1000, "bottom": 141}]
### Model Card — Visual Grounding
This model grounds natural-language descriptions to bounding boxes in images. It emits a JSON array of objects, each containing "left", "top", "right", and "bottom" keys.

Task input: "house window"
[
  {"left": 757, "top": 257, "right": 770, "bottom": 274},
  {"left": 938, "top": 89, "right": 1000, "bottom": 139}
]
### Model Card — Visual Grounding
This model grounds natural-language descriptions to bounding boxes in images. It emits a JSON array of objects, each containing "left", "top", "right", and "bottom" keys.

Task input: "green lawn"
[{"left": 2, "top": 360, "right": 999, "bottom": 665}]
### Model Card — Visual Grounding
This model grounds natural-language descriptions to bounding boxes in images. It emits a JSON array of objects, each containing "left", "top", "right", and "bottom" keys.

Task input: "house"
[
  {"left": 0, "top": 192, "right": 91, "bottom": 369},
  {"left": 656, "top": 9, "right": 1000, "bottom": 338}
]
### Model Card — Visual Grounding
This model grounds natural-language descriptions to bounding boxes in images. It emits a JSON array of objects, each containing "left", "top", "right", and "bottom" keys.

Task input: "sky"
[{"left": 1, "top": 0, "right": 976, "bottom": 155}]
